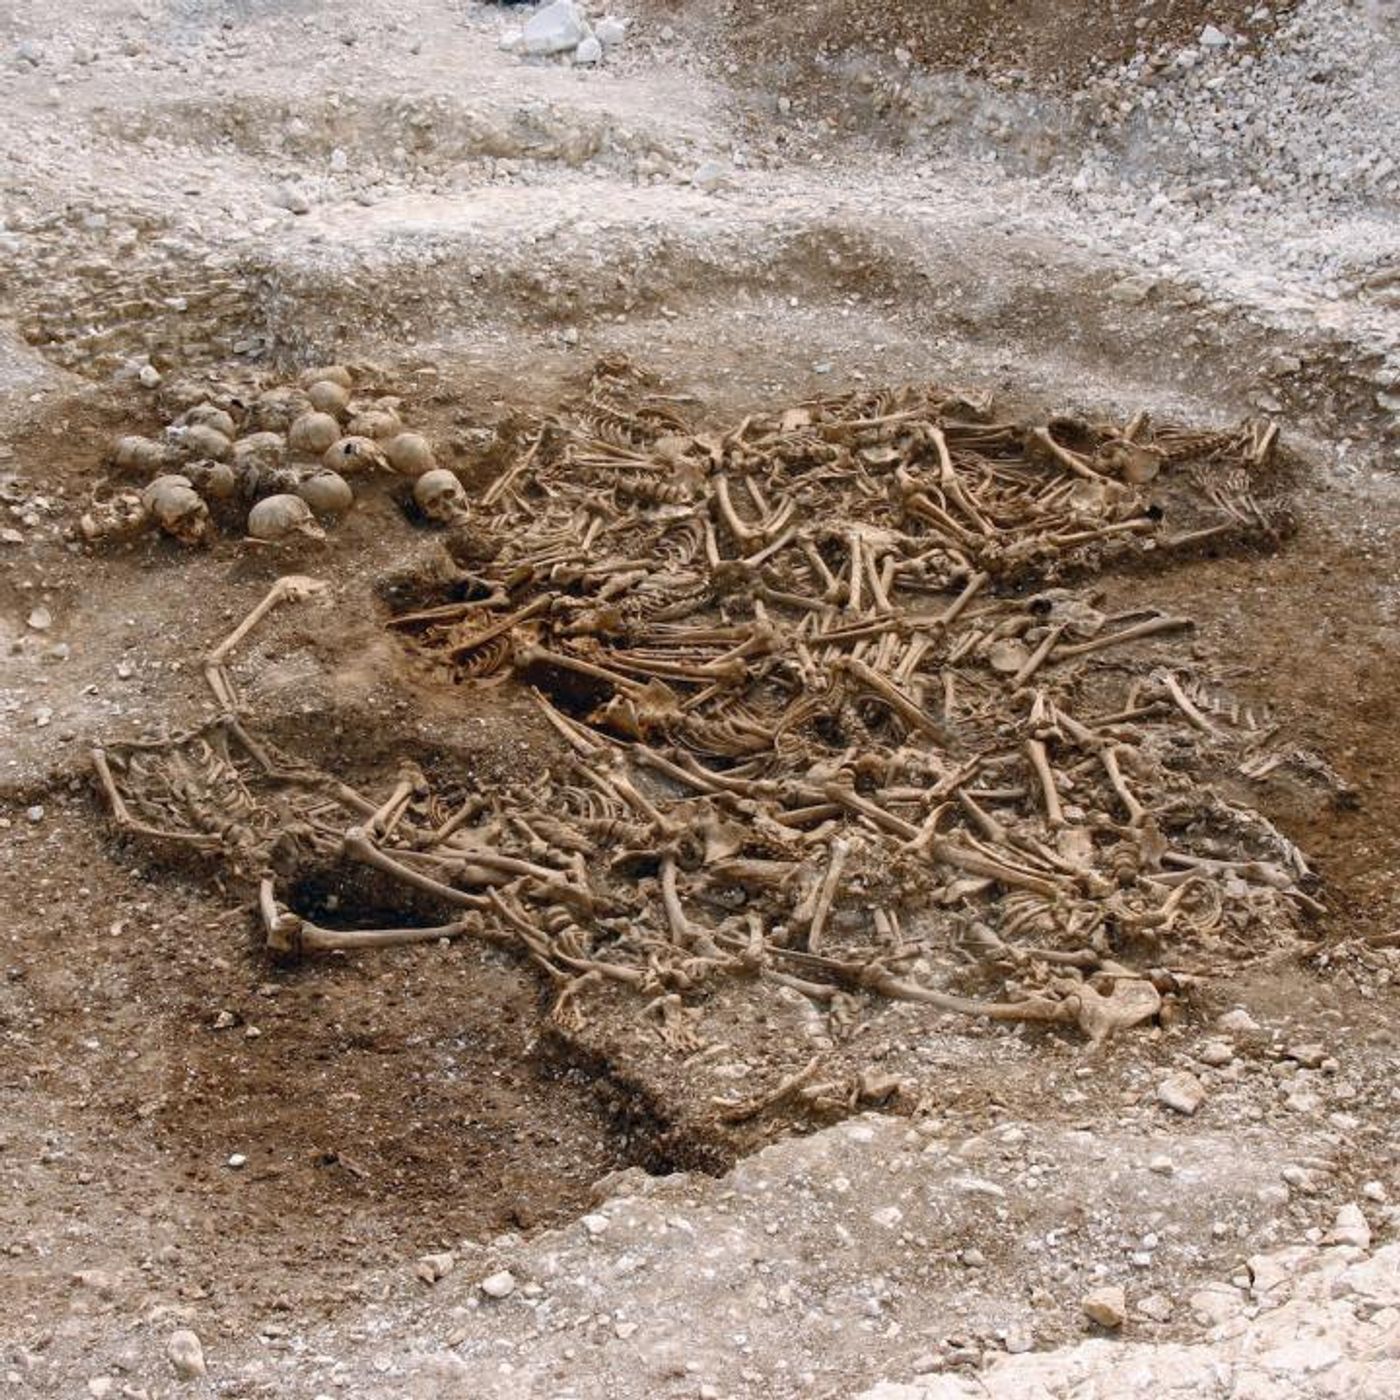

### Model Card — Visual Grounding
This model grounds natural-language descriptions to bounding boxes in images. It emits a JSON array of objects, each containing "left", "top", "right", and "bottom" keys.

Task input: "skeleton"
[{"left": 93, "top": 369, "right": 1315, "bottom": 1131}]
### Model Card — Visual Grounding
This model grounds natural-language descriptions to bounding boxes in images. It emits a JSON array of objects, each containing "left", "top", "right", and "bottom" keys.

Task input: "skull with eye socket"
[
  {"left": 140, "top": 474, "right": 213, "bottom": 546},
  {"left": 413, "top": 468, "right": 470, "bottom": 525}
]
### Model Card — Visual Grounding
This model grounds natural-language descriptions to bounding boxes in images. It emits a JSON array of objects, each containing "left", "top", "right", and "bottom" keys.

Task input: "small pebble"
[
  {"left": 1157, "top": 1070, "right": 1207, "bottom": 1116},
  {"left": 226, "top": 1153, "right": 247, "bottom": 1169},
  {"left": 1326, "top": 1203, "right": 1371, "bottom": 1249},
  {"left": 26, "top": 805, "right": 44, "bottom": 824},
  {"left": 1081, "top": 1284, "right": 1127, "bottom": 1328},
  {"left": 1219, "top": 1008, "right": 1260, "bottom": 1033},
  {"left": 1136, "top": 1292, "right": 1174, "bottom": 1322},
  {"left": 416, "top": 1251, "right": 455, "bottom": 1284},
  {"left": 480, "top": 1270, "right": 516, "bottom": 1298},
  {"left": 165, "top": 1329, "right": 206, "bottom": 1380}
]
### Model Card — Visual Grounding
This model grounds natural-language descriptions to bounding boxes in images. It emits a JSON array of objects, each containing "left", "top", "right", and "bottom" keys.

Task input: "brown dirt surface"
[{"left": 645, "top": 0, "right": 1294, "bottom": 84}]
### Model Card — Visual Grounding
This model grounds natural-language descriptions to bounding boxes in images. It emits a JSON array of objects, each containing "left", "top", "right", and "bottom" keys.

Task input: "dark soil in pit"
[{"left": 1, "top": 812, "right": 654, "bottom": 1328}]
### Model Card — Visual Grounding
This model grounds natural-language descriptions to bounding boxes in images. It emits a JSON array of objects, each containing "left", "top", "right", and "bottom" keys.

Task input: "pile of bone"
[
  {"left": 90, "top": 369, "right": 1320, "bottom": 1058},
  {"left": 84, "top": 365, "right": 458, "bottom": 547}
]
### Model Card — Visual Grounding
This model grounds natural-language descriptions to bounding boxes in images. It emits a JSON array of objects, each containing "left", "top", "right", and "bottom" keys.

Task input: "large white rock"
[{"left": 523, "top": 1, "right": 586, "bottom": 55}]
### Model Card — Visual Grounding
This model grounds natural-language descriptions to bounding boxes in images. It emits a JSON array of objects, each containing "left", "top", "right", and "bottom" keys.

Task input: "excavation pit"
[{"left": 78, "top": 358, "right": 1335, "bottom": 1183}]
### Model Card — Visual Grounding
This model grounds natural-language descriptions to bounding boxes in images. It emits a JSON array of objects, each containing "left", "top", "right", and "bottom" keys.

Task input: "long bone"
[
  {"left": 1049, "top": 614, "right": 1193, "bottom": 662},
  {"left": 1053, "top": 708, "right": 1148, "bottom": 825},
  {"left": 259, "top": 876, "right": 484, "bottom": 955},
  {"left": 1023, "top": 738, "right": 1066, "bottom": 830},
  {"left": 446, "top": 594, "right": 556, "bottom": 660},
  {"left": 927, "top": 426, "right": 993, "bottom": 535},
  {"left": 203, "top": 574, "right": 328, "bottom": 710},
  {"left": 835, "top": 655, "right": 952, "bottom": 745},
  {"left": 341, "top": 826, "right": 492, "bottom": 909},
  {"left": 797, "top": 837, "right": 850, "bottom": 954}
]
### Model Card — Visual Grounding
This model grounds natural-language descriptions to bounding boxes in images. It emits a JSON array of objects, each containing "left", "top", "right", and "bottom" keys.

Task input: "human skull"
[
  {"left": 288, "top": 410, "right": 341, "bottom": 457},
  {"left": 299, "top": 364, "right": 354, "bottom": 391},
  {"left": 347, "top": 400, "right": 403, "bottom": 440},
  {"left": 166, "top": 422, "right": 233, "bottom": 462},
  {"left": 297, "top": 469, "right": 354, "bottom": 516},
  {"left": 141, "top": 474, "right": 212, "bottom": 545},
  {"left": 306, "top": 378, "right": 351, "bottom": 417},
  {"left": 109, "top": 434, "right": 171, "bottom": 476},
  {"left": 251, "top": 387, "right": 311, "bottom": 432},
  {"left": 1096, "top": 439, "right": 1164, "bottom": 485},
  {"left": 79, "top": 490, "right": 147, "bottom": 543},
  {"left": 413, "top": 468, "right": 469, "bottom": 524},
  {"left": 182, "top": 459, "right": 237, "bottom": 501},
  {"left": 232, "top": 431, "right": 287, "bottom": 473},
  {"left": 248, "top": 492, "right": 327, "bottom": 542},
  {"left": 181, "top": 403, "right": 237, "bottom": 439},
  {"left": 385, "top": 431, "right": 436, "bottom": 477},
  {"left": 322, "top": 435, "right": 388, "bottom": 475}
]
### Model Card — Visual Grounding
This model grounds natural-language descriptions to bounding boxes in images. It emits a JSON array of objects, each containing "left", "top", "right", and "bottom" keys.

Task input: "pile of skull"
[{"left": 82, "top": 364, "right": 466, "bottom": 547}]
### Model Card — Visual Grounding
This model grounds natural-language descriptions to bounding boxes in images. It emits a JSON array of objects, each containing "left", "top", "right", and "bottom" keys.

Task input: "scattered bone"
[{"left": 93, "top": 368, "right": 1312, "bottom": 1105}]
